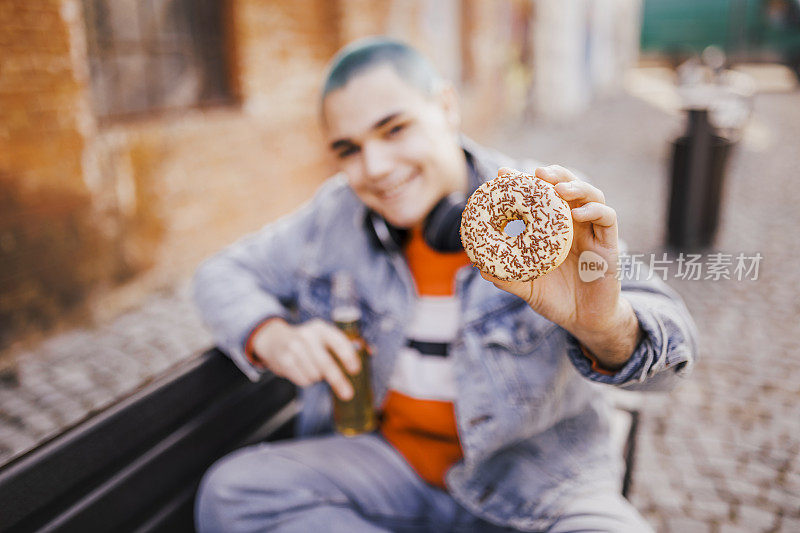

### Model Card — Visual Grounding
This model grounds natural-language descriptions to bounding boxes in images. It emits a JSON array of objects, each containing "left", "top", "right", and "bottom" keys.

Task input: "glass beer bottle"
[{"left": 331, "top": 272, "right": 377, "bottom": 436}]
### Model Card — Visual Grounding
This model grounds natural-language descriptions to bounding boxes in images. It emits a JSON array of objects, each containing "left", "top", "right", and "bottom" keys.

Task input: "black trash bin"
[{"left": 667, "top": 108, "right": 735, "bottom": 250}]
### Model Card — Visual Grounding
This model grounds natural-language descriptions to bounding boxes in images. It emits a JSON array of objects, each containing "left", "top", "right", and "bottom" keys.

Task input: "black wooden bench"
[
  {"left": 0, "top": 349, "right": 297, "bottom": 532},
  {"left": 0, "top": 349, "right": 638, "bottom": 532}
]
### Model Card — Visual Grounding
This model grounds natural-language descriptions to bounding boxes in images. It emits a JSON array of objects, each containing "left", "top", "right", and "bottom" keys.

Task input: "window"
[{"left": 82, "top": 0, "right": 232, "bottom": 120}]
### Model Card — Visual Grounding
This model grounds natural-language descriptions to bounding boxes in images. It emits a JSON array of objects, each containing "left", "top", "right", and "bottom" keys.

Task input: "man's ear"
[{"left": 435, "top": 82, "right": 461, "bottom": 132}]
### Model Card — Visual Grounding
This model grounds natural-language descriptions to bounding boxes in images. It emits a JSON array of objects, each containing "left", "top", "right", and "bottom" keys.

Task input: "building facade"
[{"left": 0, "top": 0, "right": 639, "bottom": 351}]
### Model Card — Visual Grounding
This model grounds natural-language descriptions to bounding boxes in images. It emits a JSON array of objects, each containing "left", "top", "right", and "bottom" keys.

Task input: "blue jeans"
[{"left": 195, "top": 432, "right": 652, "bottom": 532}]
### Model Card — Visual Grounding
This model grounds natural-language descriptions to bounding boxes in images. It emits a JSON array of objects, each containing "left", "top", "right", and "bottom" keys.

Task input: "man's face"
[{"left": 322, "top": 65, "right": 466, "bottom": 229}]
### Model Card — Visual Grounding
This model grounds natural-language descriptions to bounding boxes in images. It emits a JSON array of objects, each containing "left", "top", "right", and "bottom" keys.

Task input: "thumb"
[
  {"left": 479, "top": 269, "right": 507, "bottom": 286},
  {"left": 479, "top": 269, "right": 531, "bottom": 300}
]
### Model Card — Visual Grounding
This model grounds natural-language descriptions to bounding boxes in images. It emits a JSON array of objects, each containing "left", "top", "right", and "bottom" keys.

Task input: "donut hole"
[{"left": 503, "top": 219, "right": 526, "bottom": 239}]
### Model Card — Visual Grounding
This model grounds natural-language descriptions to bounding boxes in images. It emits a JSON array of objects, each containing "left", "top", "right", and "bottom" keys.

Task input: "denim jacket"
[{"left": 192, "top": 139, "right": 698, "bottom": 531}]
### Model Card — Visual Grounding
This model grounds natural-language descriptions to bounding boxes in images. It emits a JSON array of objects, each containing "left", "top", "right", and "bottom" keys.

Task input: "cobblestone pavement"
[
  {"left": 0, "top": 283, "right": 211, "bottom": 465},
  {"left": 495, "top": 79, "right": 800, "bottom": 532},
  {"left": 1, "top": 71, "right": 798, "bottom": 532}
]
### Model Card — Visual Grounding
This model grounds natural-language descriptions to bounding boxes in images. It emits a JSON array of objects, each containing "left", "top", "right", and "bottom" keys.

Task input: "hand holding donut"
[{"left": 461, "top": 165, "right": 642, "bottom": 370}]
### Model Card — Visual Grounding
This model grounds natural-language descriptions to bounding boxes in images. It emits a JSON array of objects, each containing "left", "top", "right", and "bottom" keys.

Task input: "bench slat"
[{"left": 0, "top": 350, "right": 296, "bottom": 532}]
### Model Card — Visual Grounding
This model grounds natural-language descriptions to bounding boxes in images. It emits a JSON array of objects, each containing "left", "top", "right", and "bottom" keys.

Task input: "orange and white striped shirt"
[{"left": 380, "top": 226, "right": 470, "bottom": 488}]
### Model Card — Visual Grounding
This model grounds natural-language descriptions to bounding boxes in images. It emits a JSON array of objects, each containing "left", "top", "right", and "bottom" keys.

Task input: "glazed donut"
[{"left": 460, "top": 168, "right": 573, "bottom": 281}]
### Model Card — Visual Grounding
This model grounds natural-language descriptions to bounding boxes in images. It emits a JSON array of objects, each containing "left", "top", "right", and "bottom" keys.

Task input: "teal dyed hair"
[{"left": 321, "top": 37, "right": 441, "bottom": 103}]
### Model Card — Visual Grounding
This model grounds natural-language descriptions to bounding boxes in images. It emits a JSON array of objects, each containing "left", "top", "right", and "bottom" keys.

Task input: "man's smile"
[{"left": 373, "top": 170, "right": 420, "bottom": 202}]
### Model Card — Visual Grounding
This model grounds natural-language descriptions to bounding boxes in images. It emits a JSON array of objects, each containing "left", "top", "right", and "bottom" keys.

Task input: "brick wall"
[
  {"left": 83, "top": 0, "right": 364, "bottom": 296},
  {"left": 0, "top": 0, "right": 119, "bottom": 345},
  {"left": 0, "top": 0, "right": 522, "bottom": 350},
  {"left": 0, "top": 0, "right": 90, "bottom": 195}
]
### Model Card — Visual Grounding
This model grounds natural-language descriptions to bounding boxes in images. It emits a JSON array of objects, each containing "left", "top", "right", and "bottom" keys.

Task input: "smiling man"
[
  {"left": 323, "top": 55, "right": 468, "bottom": 231},
  {"left": 192, "top": 38, "right": 697, "bottom": 532}
]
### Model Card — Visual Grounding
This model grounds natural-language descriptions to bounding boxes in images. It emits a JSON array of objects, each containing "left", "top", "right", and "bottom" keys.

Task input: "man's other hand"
[{"left": 250, "top": 318, "right": 362, "bottom": 400}]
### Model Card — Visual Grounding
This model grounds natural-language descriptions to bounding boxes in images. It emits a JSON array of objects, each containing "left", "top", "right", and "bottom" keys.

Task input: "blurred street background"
[{"left": 1, "top": 1, "right": 799, "bottom": 531}]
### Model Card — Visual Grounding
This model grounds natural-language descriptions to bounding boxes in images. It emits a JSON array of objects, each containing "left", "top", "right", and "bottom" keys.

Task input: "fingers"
[
  {"left": 534, "top": 165, "right": 579, "bottom": 185},
  {"left": 498, "top": 166, "right": 515, "bottom": 177},
  {"left": 479, "top": 269, "right": 534, "bottom": 304},
  {"left": 554, "top": 180, "right": 605, "bottom": 206},
  {"left": 479, "top": 269, "right": 515, "bottom": 289},
  {"left": 571, "top": 202, "right": 616, "bottom": 227},
  {"left": 265, "top": 336, "right": 309, "bottom": 385},
  {"left": 303, "top": 335, "right": 354, "bottom": 400},
  {"left": 293, "top": 343, "right": 323, "bottom": 385},
  {"left": 267, "top": 320, "right": 359, "bottom": 400},
  {"left": 316, "top": 322, "right": 360, "bottom": 374},
  {"left": 479, "top": 269, "right": 502, "bottom": 283},
  {"left": 571, "top": 202, "right": 618, "bottom": 244},
  {"left": 536, "top": 167, "right": 618, "bottom": 245},
  {"left": 281, "top": 339, "right": 320, "bottom": 387}
]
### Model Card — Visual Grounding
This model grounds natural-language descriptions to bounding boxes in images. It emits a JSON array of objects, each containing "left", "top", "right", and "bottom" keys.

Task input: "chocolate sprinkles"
[{"left": 460, "top": 168, "right": 574, "bottom": 281}]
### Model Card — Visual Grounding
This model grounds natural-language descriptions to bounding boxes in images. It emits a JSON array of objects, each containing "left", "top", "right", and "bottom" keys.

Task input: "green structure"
[{"left": 641, "top": 0, "right": 800, "bottom": 75}]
